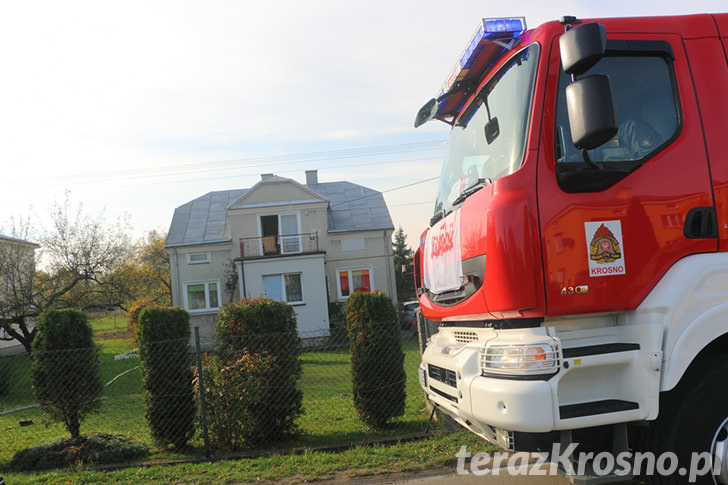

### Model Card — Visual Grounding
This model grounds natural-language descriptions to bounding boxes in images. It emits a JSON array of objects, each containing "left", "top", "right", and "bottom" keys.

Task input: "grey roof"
[
  {"left": 166, "top": 189, "right": 247, "bottom": 247},
  {"left": 166, "top": 180, "right": 393, "bottom": 248},
  {"left": 308, "top": 181, "right": 393, "bottom": 233},
  {"left": 0, "top": 234, "right": 40, "bottom": 248}
]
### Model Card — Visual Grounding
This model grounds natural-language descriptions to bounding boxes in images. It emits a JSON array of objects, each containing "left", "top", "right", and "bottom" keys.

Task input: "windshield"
[{"left": 433, "top": 44, "right": 540, "bottom": 215}]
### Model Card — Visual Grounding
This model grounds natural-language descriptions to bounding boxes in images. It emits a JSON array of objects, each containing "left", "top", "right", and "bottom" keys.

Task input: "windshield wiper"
[
  {"left": 430, "top": 208, "right": 451, "bottom": 227},
  {"left": 452, "top": 178, "right": 492, "bottom": 206}
]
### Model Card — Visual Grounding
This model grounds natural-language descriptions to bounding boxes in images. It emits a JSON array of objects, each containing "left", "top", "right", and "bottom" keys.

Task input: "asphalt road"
[
  {"left": 387, "top": 470, "right": 575, "bottom": 484},
  {"left": 349, "top": 464, "right": 646, "bottom": 485}
]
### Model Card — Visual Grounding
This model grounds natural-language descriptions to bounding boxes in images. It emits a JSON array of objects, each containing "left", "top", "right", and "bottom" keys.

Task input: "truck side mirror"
[
  {"left": 415, "top": 98, "right": 438, "bottom": 128},
  {"left": 560, "top": 21, "right": 617, "bottom": 153},
  {"left": 560, "top": 22, "right": 607, "bottom": 75},
  {"left": 566, "top": 74, "right": 618, "bottom": 150}
]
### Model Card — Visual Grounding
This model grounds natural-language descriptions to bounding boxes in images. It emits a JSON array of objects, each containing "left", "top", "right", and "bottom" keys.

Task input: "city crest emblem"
[{"left": 589, "top": 223, "right": 622, "bottom": 264}]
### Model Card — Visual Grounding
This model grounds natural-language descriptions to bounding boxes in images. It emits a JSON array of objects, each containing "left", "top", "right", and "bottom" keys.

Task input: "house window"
[
  {"left": 259, "top": 213, "right": 301, "bottom": 255},
  {"left": 337, "top": 268, "right": 371, "bottom": 298},
  {"left": 187, "top": 252, "right": 211, "bottom": 264},
  {"left": 263, "top": 273, "right": 303, "bottom": 304},
  {"left": 185, "top": 281, "right": 220, "bottom": 311}
]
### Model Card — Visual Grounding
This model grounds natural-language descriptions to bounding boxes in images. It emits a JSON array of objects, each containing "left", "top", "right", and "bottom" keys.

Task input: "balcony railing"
[{"left": 239, "top": 233, "right": 320, "bottom": 259}]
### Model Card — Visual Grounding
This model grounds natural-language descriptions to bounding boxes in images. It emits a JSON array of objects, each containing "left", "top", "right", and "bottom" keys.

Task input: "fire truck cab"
[{"left": 414, "top": 14, "right": 728, "bottom": 484}]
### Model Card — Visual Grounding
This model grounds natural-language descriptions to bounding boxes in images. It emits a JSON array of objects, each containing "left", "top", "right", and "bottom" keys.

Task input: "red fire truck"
[{"left": 414, "top": 14, "right": 728, "bottom": 484}]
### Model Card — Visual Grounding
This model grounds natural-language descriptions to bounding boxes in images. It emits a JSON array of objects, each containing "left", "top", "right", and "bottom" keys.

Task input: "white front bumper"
[{"left": 420, "top": 323, "right": 662, "bottom": 442}]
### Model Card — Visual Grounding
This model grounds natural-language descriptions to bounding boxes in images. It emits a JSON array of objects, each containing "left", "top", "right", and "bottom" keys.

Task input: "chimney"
[
  {"left": 305, "top": 170, "right": 318, "bottom": 185},
  {"left": 261, "top": 173, "right": 274, "bottom": 181}
]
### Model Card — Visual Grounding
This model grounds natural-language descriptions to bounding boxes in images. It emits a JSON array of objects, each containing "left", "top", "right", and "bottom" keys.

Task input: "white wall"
[{"left": 241, "top": 252, "right": 329, "bottom": 337}]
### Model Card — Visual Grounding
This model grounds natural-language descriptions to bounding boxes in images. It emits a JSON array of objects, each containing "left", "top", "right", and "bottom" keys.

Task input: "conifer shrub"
[
  {"left": 345, "top": 290, "right": 406, "bottom": 429},
  {"left": 137, "top": 306, "right": 195, "bottom": 449},
  {"left": 31, "top": 309, "right": 102, "bottom": 439},
  {"left": 202, "top": 297, "right": 302, "bottom": 448}
]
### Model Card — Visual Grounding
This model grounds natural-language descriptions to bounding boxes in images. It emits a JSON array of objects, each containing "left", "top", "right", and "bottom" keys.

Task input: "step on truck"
[{"left": 414, "top": 13, "right": 728, "bottom": 485}]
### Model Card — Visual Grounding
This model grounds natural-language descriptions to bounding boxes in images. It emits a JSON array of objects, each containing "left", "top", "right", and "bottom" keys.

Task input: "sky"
[{"left": 1, "top": 0, "right": 726, "bottom": 249}]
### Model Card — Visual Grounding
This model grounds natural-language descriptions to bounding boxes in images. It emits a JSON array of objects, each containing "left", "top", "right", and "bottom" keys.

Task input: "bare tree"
[{"left": 0, "top": 196, "right": 133, "bottom": 352}]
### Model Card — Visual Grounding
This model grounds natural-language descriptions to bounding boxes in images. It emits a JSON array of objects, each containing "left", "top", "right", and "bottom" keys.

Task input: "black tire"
[{"left": 643, "top": 356, "right": 728, "bottom": 485}]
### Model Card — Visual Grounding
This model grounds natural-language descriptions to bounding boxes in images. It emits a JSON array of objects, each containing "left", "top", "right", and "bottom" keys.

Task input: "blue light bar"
[
  {"left": 484, "top": 18, "right": 526, "bottom": 33},
  {"left": 441, "top": 17, "right": 527, "bottom": 94}
]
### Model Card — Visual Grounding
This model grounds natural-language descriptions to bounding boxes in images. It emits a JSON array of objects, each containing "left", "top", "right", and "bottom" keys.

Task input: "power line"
[
  {"left": 5, "top": 155, "right": 445, "bottom": 194},
  {"left": 329, "top": 176, "right": 440, "bottom": 208},
  {"left": 388, "top": 200, "right": 435, "bottom": 208},
  {"left": 8, "top": 140, "right": 447, "bottom": 186}
]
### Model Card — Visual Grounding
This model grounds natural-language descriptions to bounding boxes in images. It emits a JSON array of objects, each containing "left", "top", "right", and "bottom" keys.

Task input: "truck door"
[{"left": 537, "top": 33, "right": 717, "bottom": 316}]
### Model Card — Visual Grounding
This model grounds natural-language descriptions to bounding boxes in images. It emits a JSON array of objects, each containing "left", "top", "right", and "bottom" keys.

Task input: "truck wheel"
[
  {"left": 644, "top": 356, "right": 728, "bottom": 485},
  {"left": 712, "top": 416, "right": 728, "bottom": 484}
]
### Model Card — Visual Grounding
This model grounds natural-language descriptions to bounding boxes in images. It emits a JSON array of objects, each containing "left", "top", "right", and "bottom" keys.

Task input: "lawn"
[
  {"left": 1, "top": 430, "right": 498, "bottom": 484},
  {"left": 0, "top": 315, "right": 430, "bottom": 473}
]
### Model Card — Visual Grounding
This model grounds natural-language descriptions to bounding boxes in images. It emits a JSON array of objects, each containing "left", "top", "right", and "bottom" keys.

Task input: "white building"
[{"left": 165, "top": 170, "right": 397, "bottom": 341}]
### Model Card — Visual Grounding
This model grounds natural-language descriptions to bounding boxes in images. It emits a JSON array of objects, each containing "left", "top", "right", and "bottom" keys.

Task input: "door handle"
[{"left": 684, "top": 206, "right": 717, "bottom": 239}]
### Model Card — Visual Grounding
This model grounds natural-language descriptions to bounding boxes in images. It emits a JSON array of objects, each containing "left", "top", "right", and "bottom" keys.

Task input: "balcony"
[{"left": 239, "top": 233, "right": 320, "bottom": 259}]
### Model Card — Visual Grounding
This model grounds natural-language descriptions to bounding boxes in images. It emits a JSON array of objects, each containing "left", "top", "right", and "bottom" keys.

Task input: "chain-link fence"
[{"left": 0, "top": 323, "right": 428, "bottom": 470}]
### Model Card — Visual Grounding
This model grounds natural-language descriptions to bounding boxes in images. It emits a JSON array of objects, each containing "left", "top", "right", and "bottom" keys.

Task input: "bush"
[
  {"left": 127, "top": 299, "right": 156, "bottom": 343},
  {"left": 197, "top": 352, "right": 277, "bottom": 450},
  {"left": 205, "top": 297, "right": 303, "bottom": 447},
  {"left": 31, "top": 309, "right": 102, "bottom": 439},
  {"left": 346, "top": 291, "right": 406, "bottom": 429},
  {"left": 138, "top": 306, "right": 196, "bottom": 449},
  {"left": 11, "top": 432, "right": 150, "bottom": 471}
]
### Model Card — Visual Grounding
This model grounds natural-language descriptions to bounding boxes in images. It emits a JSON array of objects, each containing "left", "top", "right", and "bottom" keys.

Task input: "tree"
[
  {"left": 392, "top": 226, "right": 415, "bottom": 302},
  {"left": 94, "top": 230, "right": 172, "bottom": 311},
  {"left": 31, "top": 309, "right": 102, "bottom": 439},
  {"left": 136, "top": 230, "right": 172, "bottom": 305},
  {"left": 0, "top": 195, "right": 133, "bottom": 352}
]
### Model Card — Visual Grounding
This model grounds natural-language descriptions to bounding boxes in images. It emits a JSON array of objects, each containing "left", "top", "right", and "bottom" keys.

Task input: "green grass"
[
  {"left": 0, "top": 317, "right": 431, "bottom": 474},
  {"left": 88, "top": 313, "right": 128, "bottom": 336},
  {"left": 292, "top": 338, "right": 428, "bottom": 447},
  {"left": 1, "top": 430, "right": 498, "bottom": 484}
]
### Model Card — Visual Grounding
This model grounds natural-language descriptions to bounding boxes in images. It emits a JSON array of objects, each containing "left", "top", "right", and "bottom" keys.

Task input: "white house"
[{"left": 165, "top": 170, "right": 397, "bottom": 341}]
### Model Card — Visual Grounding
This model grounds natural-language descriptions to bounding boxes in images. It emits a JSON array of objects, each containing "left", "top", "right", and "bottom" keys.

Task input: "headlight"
[{"left": 480, "top": 342, "right": 559, "bottom": 376}]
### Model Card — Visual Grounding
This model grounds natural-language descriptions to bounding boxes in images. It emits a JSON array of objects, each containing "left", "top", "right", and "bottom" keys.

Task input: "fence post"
[{"left": 194, "top": 326, "right": 211, "bottom": 459}]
